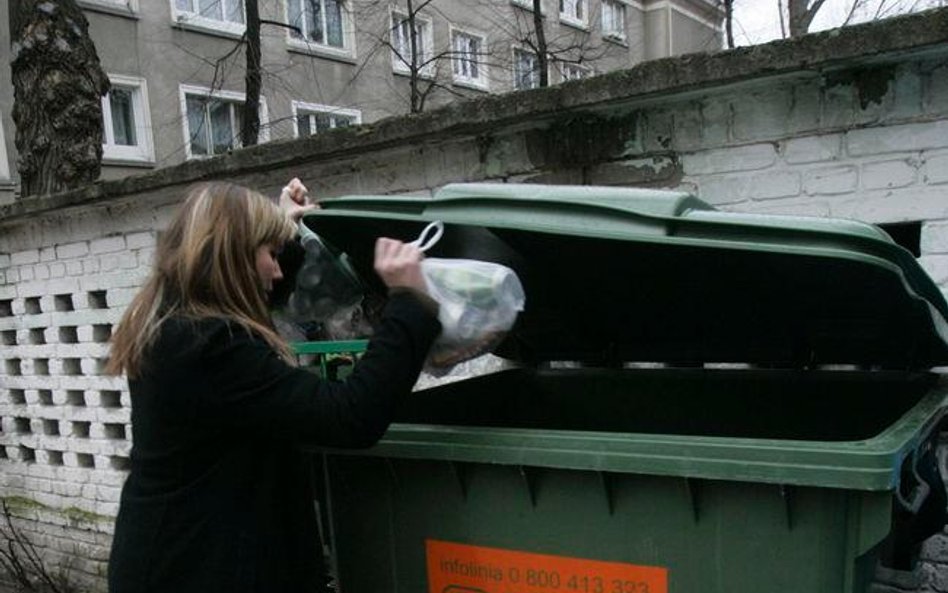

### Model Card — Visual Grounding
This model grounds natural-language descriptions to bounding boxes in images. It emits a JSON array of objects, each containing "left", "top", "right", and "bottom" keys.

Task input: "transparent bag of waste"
[{"left": 411, "top": 222, "right": 526, "bottom": 373}]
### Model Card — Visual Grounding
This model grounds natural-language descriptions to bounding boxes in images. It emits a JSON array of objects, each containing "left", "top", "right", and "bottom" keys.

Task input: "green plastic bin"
[{"left": 296, "top": 183, "right": 948, "bottom": 593}]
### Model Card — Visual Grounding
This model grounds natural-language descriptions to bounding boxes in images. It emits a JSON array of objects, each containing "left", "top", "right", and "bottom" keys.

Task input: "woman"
[{"left": 106, "top": 182, "right": 440, "bottom": 592}]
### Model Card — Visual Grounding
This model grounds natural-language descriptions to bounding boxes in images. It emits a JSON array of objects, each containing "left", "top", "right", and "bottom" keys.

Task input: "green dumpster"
[{"left": 297, "top": 183, "right": 948, "bottom": 593}]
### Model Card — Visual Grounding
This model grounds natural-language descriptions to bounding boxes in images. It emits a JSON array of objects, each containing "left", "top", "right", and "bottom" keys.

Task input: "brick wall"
[
  {"left": 2, "top": 10, "right": 948, "bottom": 592},
  {"left": 0, "top": 228, "right": 156, "bottom": 588}
]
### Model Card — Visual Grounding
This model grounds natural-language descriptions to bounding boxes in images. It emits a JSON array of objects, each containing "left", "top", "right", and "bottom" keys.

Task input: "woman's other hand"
[
  {"left": 280, "top": 178, "right": 318, "bottom": 222},
  {"left": 374, "top": 238, "right": 427, "bottom": 294}
]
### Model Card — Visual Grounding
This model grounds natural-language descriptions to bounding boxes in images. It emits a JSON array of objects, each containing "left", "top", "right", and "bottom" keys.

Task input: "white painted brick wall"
[
  {"left": 683, "top": 142, "right": 778, "bottom": 175},
  {"left": 861, "top": 158, "right": 919, "bottom": 189},
  {"left": 924, "top": 151, "right": 948, "bottom": 185},
  {"left": 783, "top": 134, "right": 843, "bottom": 164},
  {"left": 55, "top": 241, "right": 90, "bottom": 259},
  {"left": 10, "top": 249, "right": 39, "bottom": 266},
  {"left": 847, "top": 120, "right": 948, "bottom": 156},
  {"left": 124, "top": 232, "right": 155, "bottom": 250},
  {"left": 803, "top": 165, "right": 859, "bottom": 195},
  {"left": 1, "top": 214, "right": 142, "bottom": 593},
  {"left": 922, "top": 221, "right": 948, "bottom": 254},
  {"left": 89, "top": 236, "right": 126, "bottom": 255}
]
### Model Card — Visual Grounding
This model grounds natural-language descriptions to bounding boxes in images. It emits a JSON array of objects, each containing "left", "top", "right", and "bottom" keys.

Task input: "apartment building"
[{"left": 0, "top": 0, "right": 723, "bottom": 203}]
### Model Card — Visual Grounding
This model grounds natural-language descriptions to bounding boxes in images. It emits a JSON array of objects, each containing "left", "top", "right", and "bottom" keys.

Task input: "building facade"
[{"left": 0, "top": 0, "right": 723, "bottom": 204}]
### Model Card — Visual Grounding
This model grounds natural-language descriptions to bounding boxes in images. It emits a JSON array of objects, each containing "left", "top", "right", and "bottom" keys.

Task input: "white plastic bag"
[{"left": 411, "top": 222, "right": 526, "bottom": 371}]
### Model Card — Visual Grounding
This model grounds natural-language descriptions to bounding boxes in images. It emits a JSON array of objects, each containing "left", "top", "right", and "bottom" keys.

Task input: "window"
[
  {"left": 173, "top": 0, "right": 245, "bottom": 34},
  {"left": 391, "top": 11, "right": 432, "bottom": 75},
  {"left": 292, "top": 101, "right": 361, "bottom": 136},
  {"left": 286, "top": 0, "right": 347, "bottom": 51},
  {"left": 602, "top": 0, "right": 626, "bottom": 40},
  {"left": 511, "top": 0, "right": 543, "bottom": 12},
  {"left": 451, "top": 29, "right": 488, "bottom": 89},
  {"left": 560, "top": 0, "right": 586, "bottom": 26},
  {"left": 560, "top": 62, "right": 591, "bottom": 81},
  {"left": 180, "top": 85, "right": 268, "bottom": 159},
  {"left": 101, "top": 75, "right": 154, "bottom": 163},
  {"left": 513, "top": 48, "right": 539, "bottom": 90},
  {"left": 79, "top": 0, "right": 138, "bottom": 13}
]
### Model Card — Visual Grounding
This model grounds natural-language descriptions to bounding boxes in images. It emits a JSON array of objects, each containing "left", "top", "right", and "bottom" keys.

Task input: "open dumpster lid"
[{"left": 300, "top": 183, "right": 948, "bottom": 369}]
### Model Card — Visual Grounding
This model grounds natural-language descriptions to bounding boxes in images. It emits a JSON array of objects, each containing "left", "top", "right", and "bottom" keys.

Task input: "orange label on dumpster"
[{"left": 426, "top": 540, "right": 667, "bottom": 593}]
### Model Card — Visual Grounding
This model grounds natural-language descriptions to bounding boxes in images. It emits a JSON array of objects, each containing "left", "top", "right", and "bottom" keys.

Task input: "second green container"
[{"left": 298, "top": 183, "right": 948, "bottom": 593}]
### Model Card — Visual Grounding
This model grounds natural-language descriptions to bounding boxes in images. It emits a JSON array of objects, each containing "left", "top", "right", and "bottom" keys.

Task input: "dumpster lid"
[{"left": 301, "top": 183, "right": 948, "bottom": 368}]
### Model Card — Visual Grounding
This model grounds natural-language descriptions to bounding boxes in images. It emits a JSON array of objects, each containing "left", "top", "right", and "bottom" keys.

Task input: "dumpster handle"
[
  {"left": 896, "top": 447, "right": 932, "bottom": 515},
  {"left": 410, "top": 221, "right": 444, "bottom": 252}
]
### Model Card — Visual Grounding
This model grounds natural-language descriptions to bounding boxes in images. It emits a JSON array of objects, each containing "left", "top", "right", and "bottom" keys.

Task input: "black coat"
[{"left": 108, "top": 293, "right": 440, "bottom": 593}]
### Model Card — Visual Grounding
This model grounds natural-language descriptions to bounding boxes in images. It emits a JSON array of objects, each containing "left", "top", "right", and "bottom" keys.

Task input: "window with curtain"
[
  {"left": 181, "top": 86, "right": 266, "bottom": 158},
  {"left": 101, "top": 76, "right": 154, "bottom": 162},
  {"left": 174, "top": 0, "right": 244, "bottom": 27},
  {"left": 287, "top": 0, "right": 346, "bottom": 48},
  {"left": 452, "top": 30, "right": 487, "bottom": 87},
  {"left": 602, "top": 0, "right": 626, "bottom": 40},
  {"left": 559, "top": 0, "right": 586, "bottom": 25},
  {"left": 514, "top": 48, "right": 539, "bottom": 90},
  {"left": 293, "top": 101, "right": 361, "bottom": 135},
  {"left": 391, "top": 11, "right": 432, "bottom": 73}
]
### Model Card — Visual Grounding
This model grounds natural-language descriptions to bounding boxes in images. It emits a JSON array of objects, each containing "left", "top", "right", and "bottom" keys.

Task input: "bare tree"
[
  {"left": 531, "top": 0, "right": 550, "bottom": 86},
  {"left": 504, "top": 0, "right": 608, "bottom": 88},
  {"left": 348, "top": 0, "right": 611, "bottom": 114},
  {"left": 787, "top": 0, "right": 829, "bottom": 37},
  {"left": 840, "top": 0, "right": 943, "bottom": 25},
  {"left": 241, "top": 0, "right": 263, "bottom": 147},
  {"left": 778, "top": 0, "right": 788, "bottom": 37},
  {"left": 9, "top": 0, "right": 109, "bottom": 197},
  {"left": 724, "top": 0, "right": 735, "bottom": 48},
  {"left": 179, "top": 0, "right": 304, "bottom": 150},
  {"left": 0, "top": 500, "right": 80, "bottom": 593},
  {"left": 351, "top": 0, "right": 476, "bottom": 113},
  {"left": 778, "top": 0, "right": 944, "bottom": 39},
  {"left": 400, "top": 0, "right": 429, "bottom": 112}
]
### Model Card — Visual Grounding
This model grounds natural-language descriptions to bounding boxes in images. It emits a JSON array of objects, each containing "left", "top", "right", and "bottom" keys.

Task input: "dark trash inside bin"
[{"left": 295, "top": 183, "right": 948, "bottom": 593}]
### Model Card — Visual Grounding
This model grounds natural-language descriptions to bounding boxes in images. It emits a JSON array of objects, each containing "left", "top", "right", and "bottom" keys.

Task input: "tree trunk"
[
  {"left": 407, "top": 0, "right": 422, "bottom": 113},
  {"left": 241, "top": 0, "right": 261, "bottom": 146},
  {"left": 787, "top": 0, "right": 828, "bottom": 37},
  {"left": 10, "top": 0, "right": 109, "bottom": 197},
  {"left": 724, "top": 0, "right": 734, "bottom": 48},
  {"left": 532, "top": 0, "right": 548, "bottom": 87}
]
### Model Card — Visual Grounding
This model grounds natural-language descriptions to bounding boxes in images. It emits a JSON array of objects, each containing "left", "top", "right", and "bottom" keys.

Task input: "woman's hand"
[
  {"left": 374, "top": 238, "right": 427, "bottom": 293},
  {"left": 280, "top": 178, "right": 318, "bottom": 222}
]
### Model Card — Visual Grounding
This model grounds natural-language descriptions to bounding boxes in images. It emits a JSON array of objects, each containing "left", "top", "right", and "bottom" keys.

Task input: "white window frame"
[
  {"left": 511, "top": 0, "right": 544, "bottom": 13},
  {"left": 449, "top": 26, "right": 489, "bottom": 91},
  {"left": 601, "top": 0, "right": 627, "bottom": 41},
  {"left": 101, "top": 74, "right": 155, "bottom": 164},
  {"left": 512, "top": 46, "right": 540, "bottom": 91},
  {"left": 559, "top": 0, "right": 587, "bottom": 28},
  {"left": 78, "top": 0, "right": 139, "bottom": 15},
  {"left": 560, "top": 62, "right": 592, "bottom": 82},
  {"left": 291, "top": 101, "right": 362, "bottom": 137},
  {"left": 284, "top": 0, "right": 355, "bottom": 60},
  {"left": 179, "top": 84, "right": 269, "bottom": 160},
  {"left": 390, "top": 9, "right": 434, "bottom": 77},
  {"left": 0, "top": 117, "right": 10, "bottom": 180},
  {"left": 171, "top": 0, "right": 246, "bottom": 37}
]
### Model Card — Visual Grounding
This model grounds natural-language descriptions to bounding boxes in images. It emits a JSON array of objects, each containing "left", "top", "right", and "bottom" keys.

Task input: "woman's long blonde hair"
[{"left": 107, "top": 182, "right": 297, "bottom": 378}]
